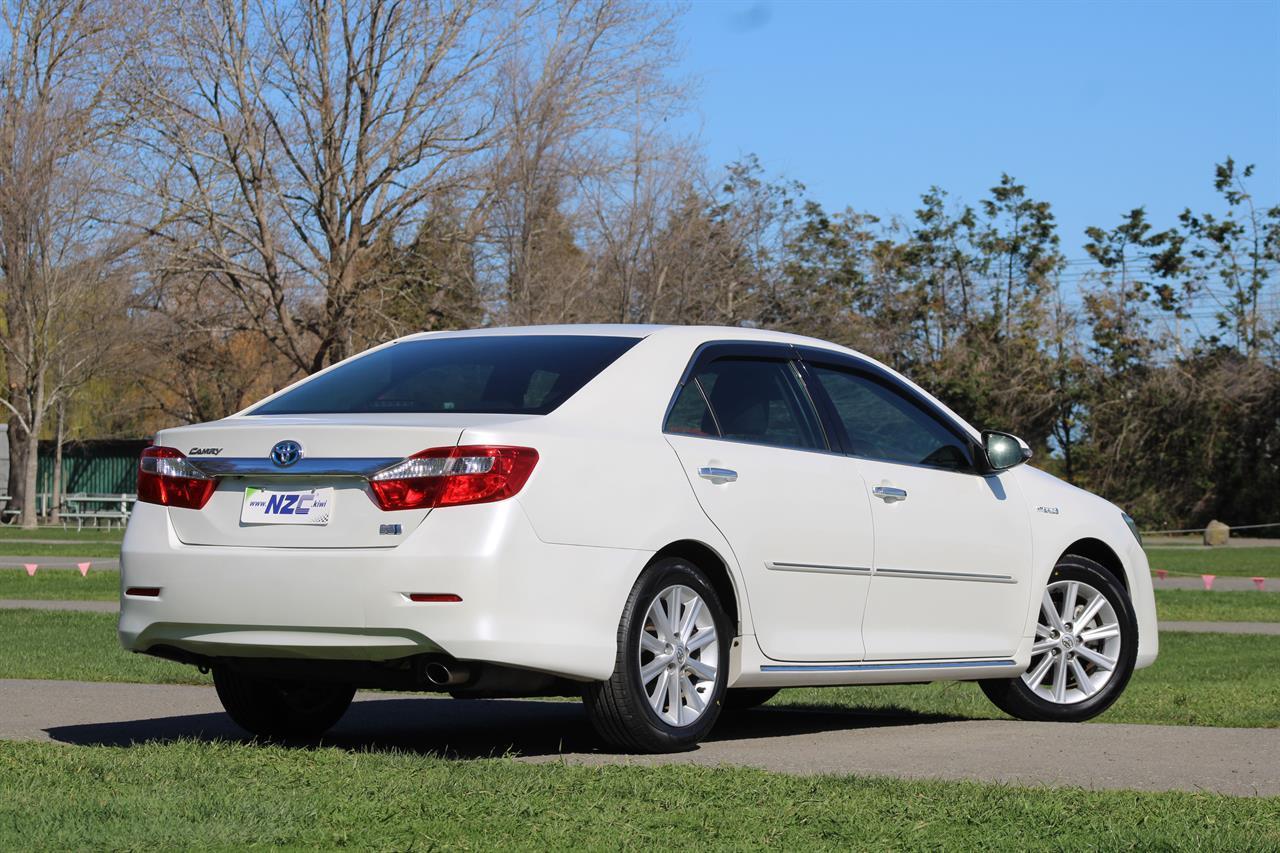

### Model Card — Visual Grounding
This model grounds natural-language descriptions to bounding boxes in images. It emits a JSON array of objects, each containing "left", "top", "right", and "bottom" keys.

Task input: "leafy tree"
[
  {"left": 1174, "top": 158, "right": 1279, "bottom": 358},
  {"left": 1082, "top": 208, "right": 1176, "bottom": 373}
]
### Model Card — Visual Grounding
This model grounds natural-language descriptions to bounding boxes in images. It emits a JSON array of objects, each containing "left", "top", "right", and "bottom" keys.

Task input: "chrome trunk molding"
[{"left": 186, "top": 457, "right": 400, "bottom": 478}]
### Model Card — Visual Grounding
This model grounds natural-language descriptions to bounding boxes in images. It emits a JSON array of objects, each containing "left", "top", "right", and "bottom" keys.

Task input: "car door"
[
  {"left": 664, "top": 345, "right": 875, "bottom": 662},
  {"left": 801, "top": 355, "right": 1034, "bottom": 661}
]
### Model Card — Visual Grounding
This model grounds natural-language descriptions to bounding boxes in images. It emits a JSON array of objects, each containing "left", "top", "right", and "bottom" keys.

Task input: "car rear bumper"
[{"left": 119, "top": 501, "right": 649, "bottom": 681}]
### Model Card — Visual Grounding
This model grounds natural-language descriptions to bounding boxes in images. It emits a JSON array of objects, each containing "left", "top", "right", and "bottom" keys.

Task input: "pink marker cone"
[
  {"left": 1155, "top": 569, "right": 1168, "bottom": 580},
  {"left": 1201, "top": 574, "right": 1216, "bottom": 591},
  {"left": 1253, "top": 577, "right": 1266, "bottom": 591},
  {"left": 23, "top": 563, "right": 37, "bottom": 577},
  {"left": 77, "top": 561, "right": 91, "bottom": 577}
]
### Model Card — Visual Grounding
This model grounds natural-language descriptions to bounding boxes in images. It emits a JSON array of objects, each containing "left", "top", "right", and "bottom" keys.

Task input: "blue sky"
[{"left": 676, "top": 0, "right": 1280, "bottom": 261}]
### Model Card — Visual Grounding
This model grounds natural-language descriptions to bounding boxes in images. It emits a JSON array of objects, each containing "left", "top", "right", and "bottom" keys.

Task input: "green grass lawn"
[
  {"left": 1156, "top": 589, "right": 1280, "bottom": 622},
  {"left": 0, "top": 741, "right": 1275, "bottom": 850},
  {"left": 0, "top": 526, "right": 124, "bottom": 543},
  {"left": 1146, "top": 547, "right": 1280, "bottom": 578},
  {"left": 0, "top": 542, "right": 121, "bottom": 559},
  {"left": 1, "top": 609, "right": 1276, "bottom": 728},
  {"left": 5, "top": 571, "right": 1277, "bottom": 625},
  {"left": 0, "top": 568, "right": 119, "bottom": 600},
  {"left": 772, "top": 632, "right": 1280, "bottom": 729},
  {"left": 0, "top": 610, "right": 207, "bottom": 685}
]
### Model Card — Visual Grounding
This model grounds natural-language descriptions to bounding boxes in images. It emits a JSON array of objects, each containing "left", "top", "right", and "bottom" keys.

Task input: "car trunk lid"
[{"left": 156, "top": 414, "right": 535, "bottom": 548}]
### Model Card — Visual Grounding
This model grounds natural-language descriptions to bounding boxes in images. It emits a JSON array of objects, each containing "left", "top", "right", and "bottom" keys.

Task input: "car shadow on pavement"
[{"left": 44, "top": 696, "right": 967, "bottom": 758}]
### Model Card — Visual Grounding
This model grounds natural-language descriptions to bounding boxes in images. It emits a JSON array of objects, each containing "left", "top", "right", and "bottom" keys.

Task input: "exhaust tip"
[{"left": 424, "top": 661, "right": 469, "bottom": 687}]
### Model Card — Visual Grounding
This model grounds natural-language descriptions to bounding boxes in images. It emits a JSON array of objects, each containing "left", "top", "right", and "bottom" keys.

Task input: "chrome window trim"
[
  {"left": 796, "top": 348, "right": 987, "bottom": 475},
  {"left": 660, "top": 340, "right": 833, "bottom": 455}
]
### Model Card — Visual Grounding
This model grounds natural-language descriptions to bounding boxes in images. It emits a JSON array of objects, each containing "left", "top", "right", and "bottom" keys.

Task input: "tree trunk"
[
  {"left": 1060, "top": 415, "right": 1075, "bottom": 485},
  {"left": 50, "top": 402, "right": 65, "bottom": 524},
  {"left": 20, "top": 423, "right": 39, "bottom": 529},
  {"left": 4, "top": 416, "right": 25, "bottom": 525}
]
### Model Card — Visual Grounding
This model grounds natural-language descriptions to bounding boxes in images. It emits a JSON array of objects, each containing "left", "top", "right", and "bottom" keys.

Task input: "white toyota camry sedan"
[{"left": 120, "top": 325, "right": 1157, "bottom": 751}]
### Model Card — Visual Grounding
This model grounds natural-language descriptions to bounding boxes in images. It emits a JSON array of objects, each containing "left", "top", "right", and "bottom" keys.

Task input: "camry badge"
[{"left": 270, "top": 440, "right": 304, "bottom": 467}]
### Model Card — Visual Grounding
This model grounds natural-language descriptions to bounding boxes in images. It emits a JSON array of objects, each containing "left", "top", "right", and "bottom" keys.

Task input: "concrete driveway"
[{"left": 2, "top": 679, "right": 1277, "bottom": 797}]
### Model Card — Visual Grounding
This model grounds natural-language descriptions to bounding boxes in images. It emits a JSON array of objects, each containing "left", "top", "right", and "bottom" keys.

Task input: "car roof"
[{"left": 397, "top": 323, "right": 862, "bottom": 357}]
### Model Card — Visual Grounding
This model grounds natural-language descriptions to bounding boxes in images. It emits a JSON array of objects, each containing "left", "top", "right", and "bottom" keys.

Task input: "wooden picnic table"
[{"left": 58, "top": 493, "right": 137, "bottom": 530}]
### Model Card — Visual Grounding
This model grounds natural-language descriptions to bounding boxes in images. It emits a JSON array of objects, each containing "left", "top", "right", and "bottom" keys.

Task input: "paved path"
[
  {"left": 0, "top": 538, "right": 123, "bottom": 545},
  {"left": 1145, "top": 537, "right": 1280, "bottom": 548},
  {"left": 0, "top": 556, "right": 118, "bottom": 569},
  {"left": 1153, "top": 576, "right": 1274, "bottom": 591},
  {"left": 3, "top": 559, "right": 1275, "bottom": 591},
  {"left": 7, "top": 598, "right": 1279, "bottom": 637},
  {"left": 4, "top": 563, "right": 1275, "bottom": 590},
  {"left": 1, "top": 679, "right": 1277, "bottom": 796},
  {"left": 1160, "top": 620, "right": 1280, "bottom": 635},
  {"left": 0, "top": 599, "right": 118, "bottom": 612}
]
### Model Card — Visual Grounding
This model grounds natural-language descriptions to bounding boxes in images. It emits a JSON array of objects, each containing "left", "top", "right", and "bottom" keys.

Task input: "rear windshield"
[{"left": 251, "top": 335, "right": 641, "bottom": 416}]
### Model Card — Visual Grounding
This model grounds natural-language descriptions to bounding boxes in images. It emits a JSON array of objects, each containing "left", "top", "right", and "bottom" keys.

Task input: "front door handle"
[
  {"left": 698, "top": 467, "right": 738, "bottom": 484},
  {"left": 872, "top": 485, "right": 908, "bottom": 502}
]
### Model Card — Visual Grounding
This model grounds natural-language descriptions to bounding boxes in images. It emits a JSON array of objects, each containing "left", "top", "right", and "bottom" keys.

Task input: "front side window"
[
  {"left": 252, "top": 335, "right": 640, "bottom": 416},
  {"left": 678, "top": 357, "right": 826, "bottom": 451},
  {"left": 809, "top": 365, "right": 974, "bottom": 471}
]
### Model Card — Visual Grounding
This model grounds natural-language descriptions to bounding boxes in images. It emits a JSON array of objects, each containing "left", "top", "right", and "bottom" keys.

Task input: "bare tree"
[
  {"left": 137, "top": 0, "right": 540, "bottom": 375},
  {"left": 0, "top": 0, "right": 137, "bottom": 526},
  {"left": 479, "top": 0, "right": 685, "bottom": 324}
]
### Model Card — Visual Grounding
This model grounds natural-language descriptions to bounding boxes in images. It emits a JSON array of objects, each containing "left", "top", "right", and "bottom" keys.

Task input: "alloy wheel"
[
  {"left": 1023, "top": 579, "right": 1123, "bottom": 704},
  {"left": 637, "top": 584, "right": 720, "bottom": 726}
]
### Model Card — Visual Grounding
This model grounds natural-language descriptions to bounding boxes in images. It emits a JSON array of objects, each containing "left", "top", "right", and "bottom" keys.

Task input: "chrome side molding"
[
  {"left": 766, "top": 561, "right": 871, "bottom": 576},
  {"left": 761, "top": 658, "right": 1017, "bottom": 673},
  {"left": 875, "top": 567, "right": 1016, "bottom": 584}
]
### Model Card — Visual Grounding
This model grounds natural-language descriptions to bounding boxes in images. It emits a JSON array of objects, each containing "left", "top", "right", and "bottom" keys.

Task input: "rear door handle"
[
  {"left": 698, "top": 467, "right": 738, "bottom": 483},
  {"left": 872, "top": 485, "right": 908, "bottom": 502}
]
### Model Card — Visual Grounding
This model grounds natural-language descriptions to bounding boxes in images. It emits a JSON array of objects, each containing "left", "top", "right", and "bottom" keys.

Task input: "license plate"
[{"left": 240, "top": 487, "right": 334, "bottom": 525}]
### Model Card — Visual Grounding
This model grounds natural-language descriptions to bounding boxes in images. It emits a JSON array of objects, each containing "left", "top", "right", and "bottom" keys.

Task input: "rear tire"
[
  {"left": 584, "top": 557, "right": 731, "bottom": 752},
  {"left": 213, "top": 668, "right": 355, "bottom": 738},
  {"left": 980, "top": 555, "right": 1137, "bottom": 722}
]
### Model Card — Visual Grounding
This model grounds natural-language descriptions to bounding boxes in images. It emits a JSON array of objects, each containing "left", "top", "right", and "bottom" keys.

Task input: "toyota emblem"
[{"left": 270, "top": 440, "right": 304, "bottom": 467}]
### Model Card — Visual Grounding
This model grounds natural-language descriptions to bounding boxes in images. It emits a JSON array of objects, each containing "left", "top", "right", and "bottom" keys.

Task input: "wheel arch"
[
  {"left": 649, "top": 539, "right": 741, "bottom": 633},
  {"left": 1060, "top": 537, "right": 1128, "bottom": 591}
]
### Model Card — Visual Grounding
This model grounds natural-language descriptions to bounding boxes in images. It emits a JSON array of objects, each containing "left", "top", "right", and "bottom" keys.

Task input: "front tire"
[
  {"left": 584, "top": 557, "right": 731, "bottom": 752},
  {"left": 981, "top": 555, "right": 1138, "bottom": 722},
  {"left": 213, "top": 668, "right": 355, "bottom": 738}
]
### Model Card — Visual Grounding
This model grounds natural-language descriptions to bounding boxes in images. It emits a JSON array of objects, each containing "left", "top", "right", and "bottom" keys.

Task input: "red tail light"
[
  {"left": 137, "top": 446, "right": 217, "bottom": 510},
  {"left": 369, "top": 445, "right": 538, "bottom": 511}
]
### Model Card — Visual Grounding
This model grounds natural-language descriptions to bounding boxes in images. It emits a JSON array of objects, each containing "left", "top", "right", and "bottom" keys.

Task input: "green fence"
[{"left": 36, "top": 439, "right": 150, "bottom": 497}]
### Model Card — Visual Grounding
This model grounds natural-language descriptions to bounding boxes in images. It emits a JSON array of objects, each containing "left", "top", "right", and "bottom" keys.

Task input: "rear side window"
[
  {"left": 810, "top": 365, "right": 974, "bottom": 471},
  {"left": 665, "top": 382, "right": 717, "bottom": 436},
  {"left": 252, "top": 335, "right": 640, "bottom": 415},
  {"left": 670, "top": 358, "right": 825, "bottom": 451}
]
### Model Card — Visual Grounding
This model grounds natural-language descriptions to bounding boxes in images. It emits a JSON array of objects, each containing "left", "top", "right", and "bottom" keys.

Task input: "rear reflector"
[
  {"left": 137, "top": 446, "right": 216, "bottom": 510},
  {"left": 407, "top": 593, "right": 462, "bottom": 603},
  {"left": 369, "top": 446, "right": 538, "bottom": 511},
  {"left": 125, "top": 587, "right": 161, "bottom": 597}
]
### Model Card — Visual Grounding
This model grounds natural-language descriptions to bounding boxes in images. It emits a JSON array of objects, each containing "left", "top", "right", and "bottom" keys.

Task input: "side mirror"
[{"left": 982, "top": 430, "right": 1032, "bottom": 471}]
